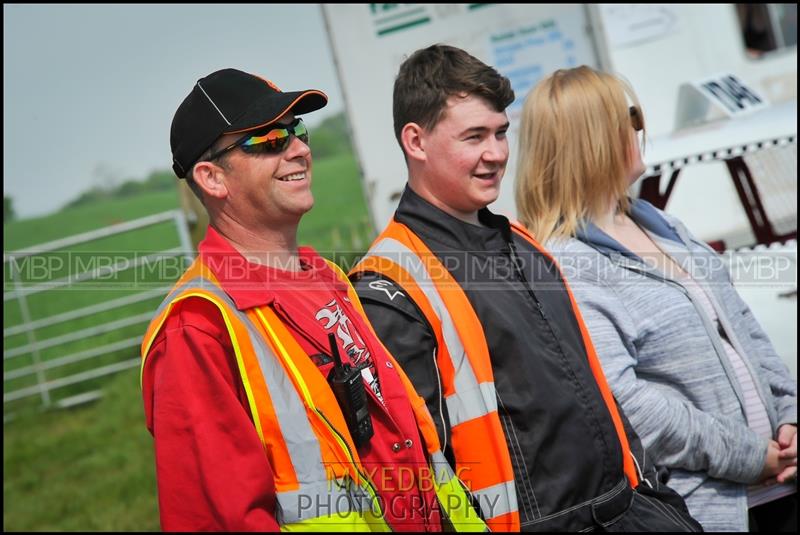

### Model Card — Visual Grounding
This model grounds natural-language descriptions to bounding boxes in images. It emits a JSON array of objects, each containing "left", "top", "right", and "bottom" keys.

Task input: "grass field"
[
  {"left": 3, "top": 151, "right": 372, "bottom": 531},
  {"left": 3, "top": 369, "right": 160, "bottom": 531},
  {"left": 3, "top": 152, "right": 371, "bottom": 252}
]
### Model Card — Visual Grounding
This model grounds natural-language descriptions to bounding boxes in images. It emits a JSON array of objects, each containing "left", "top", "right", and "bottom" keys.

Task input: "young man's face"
[{"left": 417, "top": 94, "right": 509, "bottom": 222}]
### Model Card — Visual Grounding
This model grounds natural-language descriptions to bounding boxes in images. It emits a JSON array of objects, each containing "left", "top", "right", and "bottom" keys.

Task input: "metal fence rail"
[
  {"left": 3, "top": 210, "right": 193, "bottom": 413},
  {"left": 3, "top": 209, "right": 375, "bottom": 417},
  {"left": 3, "top": 286, "right": 170, "bottom": 337}
]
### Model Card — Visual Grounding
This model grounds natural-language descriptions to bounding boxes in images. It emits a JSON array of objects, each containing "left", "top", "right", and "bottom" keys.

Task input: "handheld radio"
[{"left": 326, "top": 333, "right": 374, "bottom": 447}]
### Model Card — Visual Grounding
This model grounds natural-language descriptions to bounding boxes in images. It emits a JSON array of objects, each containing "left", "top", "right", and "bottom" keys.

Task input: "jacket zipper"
[
  {"left": 315, "top": 407, "right": 383, "bottom": 514},
  {"left": 508, "top": 237, "right": 628, "bottom": 480},
  {"left": 507, "top": 238, "right": 546, "bottom": 318}
]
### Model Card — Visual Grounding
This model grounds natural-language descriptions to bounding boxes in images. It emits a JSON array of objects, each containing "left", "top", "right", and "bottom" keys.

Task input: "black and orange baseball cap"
[{"left": 170, "top": 68, "right": 327, "bottom": 178}]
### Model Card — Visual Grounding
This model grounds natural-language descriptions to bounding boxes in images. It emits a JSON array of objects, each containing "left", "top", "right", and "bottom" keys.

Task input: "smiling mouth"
[{"left": 276, "top": 172, "right": 306, "bottom": 182}]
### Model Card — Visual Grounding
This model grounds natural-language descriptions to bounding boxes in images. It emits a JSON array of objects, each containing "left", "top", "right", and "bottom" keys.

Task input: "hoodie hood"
[{"left": 576, "top": 198, "right": 683, "bottom": 260}]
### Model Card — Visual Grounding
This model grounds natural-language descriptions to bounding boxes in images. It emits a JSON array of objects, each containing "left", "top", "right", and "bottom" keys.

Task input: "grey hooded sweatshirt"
[{"left": 546, "top": 199, "right": 797, "bottom": 531}]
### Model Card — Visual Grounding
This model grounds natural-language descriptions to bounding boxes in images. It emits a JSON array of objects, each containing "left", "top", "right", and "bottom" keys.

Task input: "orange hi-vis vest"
[
  {"left": 350, "top": 219, "right": 640, "bottom": 532},
  {"left": 140, "top": 257, "right": 486, "bottom": 532}
]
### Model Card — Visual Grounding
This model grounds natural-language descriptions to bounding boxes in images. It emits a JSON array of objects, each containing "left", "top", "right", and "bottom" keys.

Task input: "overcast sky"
[{"left": 3, "top": 4, "right": 344, "bottom": 218}]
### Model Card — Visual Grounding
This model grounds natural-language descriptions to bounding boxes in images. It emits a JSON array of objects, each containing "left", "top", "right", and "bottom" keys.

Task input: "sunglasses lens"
[
  {"left": 294, "top": 120, "right": 309, "bottom": 143},
  {"left": 239, "top": 119, "right": 307, "bottom": 154},
  {"left": 240, "top": 129, "right": 289, "bottom": 154},
  {"left": 629, "top": 106, "right": 643, "bottom": 132}
]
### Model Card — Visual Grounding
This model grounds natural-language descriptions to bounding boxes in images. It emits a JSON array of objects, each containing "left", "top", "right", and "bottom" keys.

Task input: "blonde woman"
[{"left": 515, "top": 65, "right": 797, "bottom": 532}]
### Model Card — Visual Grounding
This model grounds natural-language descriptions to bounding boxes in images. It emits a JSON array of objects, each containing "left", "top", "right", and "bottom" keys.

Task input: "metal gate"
[{"left": 3, "top": 210, "right": 193, "bottom": 419}]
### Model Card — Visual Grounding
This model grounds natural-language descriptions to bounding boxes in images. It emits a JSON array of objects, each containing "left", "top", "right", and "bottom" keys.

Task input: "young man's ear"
[
  {"left": 191, "top": 162, "right": 229, "bottom": 200},
  {"left": 400, "top": 123, "right": 427, "bottom": 163}
]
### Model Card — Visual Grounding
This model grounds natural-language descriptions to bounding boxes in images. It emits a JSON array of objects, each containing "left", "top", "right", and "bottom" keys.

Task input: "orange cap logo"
[{"left": 257, "top": 75, "right": 281, "bottom": 92}]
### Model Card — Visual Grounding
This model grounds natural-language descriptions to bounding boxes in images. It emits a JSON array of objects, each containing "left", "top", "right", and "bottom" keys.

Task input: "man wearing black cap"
[{"left": 139, "top": 69, "right": 483, "bottom": 532}]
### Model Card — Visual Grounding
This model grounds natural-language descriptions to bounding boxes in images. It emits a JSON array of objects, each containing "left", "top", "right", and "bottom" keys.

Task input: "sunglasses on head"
[
  {"left": 205, "top": 117, "right": 309, "bottom": 162},
  {"left": 629, "top": 106, "right": 644, "bottom": 132}
]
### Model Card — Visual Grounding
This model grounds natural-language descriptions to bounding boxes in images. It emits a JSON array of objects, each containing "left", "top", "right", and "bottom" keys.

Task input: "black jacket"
[{"left": 352, "top": 186, "right": 701, "bottom": 531}]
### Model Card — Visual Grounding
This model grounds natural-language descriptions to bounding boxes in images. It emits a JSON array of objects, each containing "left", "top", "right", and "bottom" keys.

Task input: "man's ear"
[
  {"left": 191, "top": 161, "right": 229, "bottom": 200},
  {"left": 400, "top": 123, "right": 427, "bottom": 163}
]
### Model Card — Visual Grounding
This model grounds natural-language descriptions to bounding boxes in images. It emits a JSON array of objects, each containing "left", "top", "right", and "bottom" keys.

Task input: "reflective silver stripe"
[
  {"left": 151, "top": 261, "right": 210, "bottom": 319},
  {"left": 364, "top": 238, "right": 518, "bottom": 517},
  {"left": 430, "top": 450, "right": 457, "bottom": 486},
  {"left": 445, "top": 381, "right": 498, "bottom": 427},
  {"left": 165, "top": 279, "right": 326, "bottom": 485},
  {"left": 152, "top": 277, "right": 377, "bottom": 524},
  {"left": 367, "top": 239, "right": 490, "bottom": 415},
  {"left": 276, "top": 478, "right": 376, "bottom": 524},
  {"left": 237, "top": 310, "right": 326, "bottom": 487},
  {"left": 473, "top": 480, "right": 518, "bottom": 520}
]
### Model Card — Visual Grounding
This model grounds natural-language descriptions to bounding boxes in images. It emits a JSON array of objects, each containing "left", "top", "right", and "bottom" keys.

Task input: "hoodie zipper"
[
  {"left": 608, "top": 255, "right": 758, "bottom": 421},
  {"left": 659, "top": 226, "right": 778, "bottom": 430}
]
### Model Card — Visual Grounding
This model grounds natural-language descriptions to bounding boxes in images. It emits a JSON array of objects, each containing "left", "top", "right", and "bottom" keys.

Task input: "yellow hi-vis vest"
[
  {"left": 351, "top": 220, "right": 641, "bottom": 532},
  {"left": 140, "top": 257, "right": 487, "bottom": 532}
]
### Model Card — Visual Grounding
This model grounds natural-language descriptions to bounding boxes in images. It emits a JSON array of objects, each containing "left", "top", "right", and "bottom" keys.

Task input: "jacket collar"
[
  {"left": 393, "top": 185, "right": 513, "bottom": 251},
  {"left": 197, "top": 226, "right": 345, "bottom": 310}
]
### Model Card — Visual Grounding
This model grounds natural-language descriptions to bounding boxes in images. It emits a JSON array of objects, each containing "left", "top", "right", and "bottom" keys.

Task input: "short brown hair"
[{"left": 393, "top": 44, "right": 514, "bottom": 150}]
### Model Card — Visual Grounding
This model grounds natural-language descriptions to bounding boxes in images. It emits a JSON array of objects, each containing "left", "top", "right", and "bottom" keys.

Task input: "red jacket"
[{"left": 141, "top": 227, "right": 441, "bottom": 531}]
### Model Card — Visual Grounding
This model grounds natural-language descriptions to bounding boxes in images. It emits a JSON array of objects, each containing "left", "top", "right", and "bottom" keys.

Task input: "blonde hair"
[{"left": 515, "top": 66, "right": 645, "bottom": 243}]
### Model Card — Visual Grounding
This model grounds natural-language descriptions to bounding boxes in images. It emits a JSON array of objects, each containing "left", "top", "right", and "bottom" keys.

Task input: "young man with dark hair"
[{"left": 350, "top": 44, "right": 701, "bottom": 532}]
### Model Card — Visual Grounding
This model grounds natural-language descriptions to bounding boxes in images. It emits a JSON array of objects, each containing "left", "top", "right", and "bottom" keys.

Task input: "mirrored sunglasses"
[{"left": 206, "top": 118, "right": 309, "bottom": 162}]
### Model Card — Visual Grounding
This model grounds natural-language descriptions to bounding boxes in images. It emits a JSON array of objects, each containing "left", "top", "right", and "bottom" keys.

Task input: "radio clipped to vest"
[{"left": 326, "top": 333, "right": 374, "bottom": 447}]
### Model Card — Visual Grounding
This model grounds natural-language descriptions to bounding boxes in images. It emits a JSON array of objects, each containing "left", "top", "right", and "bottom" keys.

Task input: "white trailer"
[{"left": 323, "top": 4, "right": 797, "bottom": 374}]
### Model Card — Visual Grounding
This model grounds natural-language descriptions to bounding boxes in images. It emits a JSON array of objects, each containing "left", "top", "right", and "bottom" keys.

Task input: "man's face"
[
  {"left": 416, "top": 95, "right": 509, "bottom": 221},
  {"left": 220, "top": 112, "right": 314, "bottom": 227}
]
